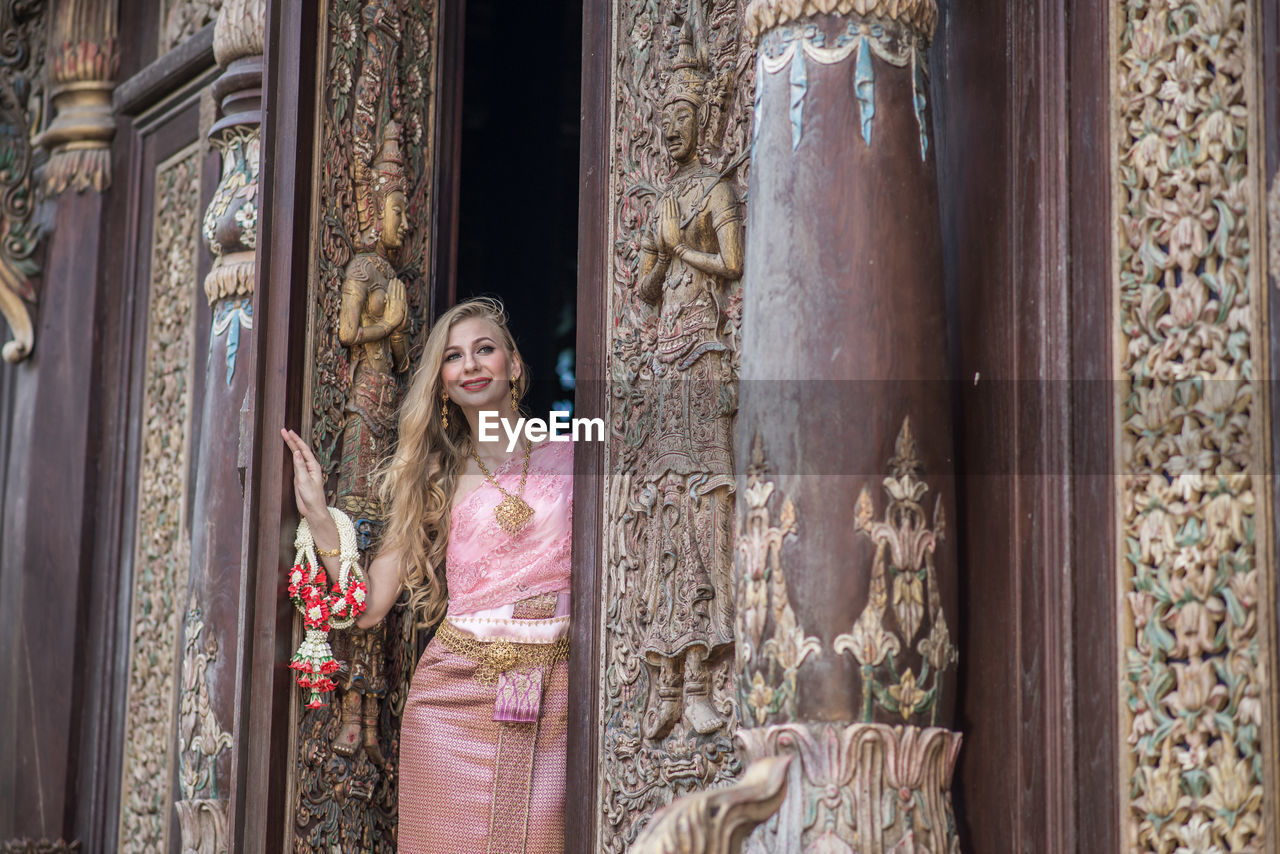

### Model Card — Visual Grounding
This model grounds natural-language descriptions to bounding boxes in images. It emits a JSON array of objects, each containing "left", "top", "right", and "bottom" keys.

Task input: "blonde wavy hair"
[{"left": 377, "top": 297, "right": 528, "bottom": 627}]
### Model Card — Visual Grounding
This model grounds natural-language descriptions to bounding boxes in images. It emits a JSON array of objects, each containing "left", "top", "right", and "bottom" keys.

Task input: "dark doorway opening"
[{"left": 453, "top": 0, "right": 582, "bottom": 418}]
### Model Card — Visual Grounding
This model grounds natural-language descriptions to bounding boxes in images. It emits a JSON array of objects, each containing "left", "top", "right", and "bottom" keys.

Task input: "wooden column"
[
  {"left": 172, "top": 2, "right": 264, "bottom": 851},
  {"left": 732, "top": 1, "right": 960, "bottom": 849}
]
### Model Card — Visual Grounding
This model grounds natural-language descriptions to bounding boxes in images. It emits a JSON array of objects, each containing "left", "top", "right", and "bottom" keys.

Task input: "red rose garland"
[{"left": 287, "top": 508, "right": 367, "bottom": 708}]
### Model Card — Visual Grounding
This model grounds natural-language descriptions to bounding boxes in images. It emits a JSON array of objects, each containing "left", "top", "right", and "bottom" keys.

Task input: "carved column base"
[
  {"left": 174, "top": 798, "right": 228, "bottom": 854},
  {"left": 39, "top": 80, "right": 115, "bottom": 194},
  {"left": 738, "top": 722, "right": 962, "bottom": 854}
]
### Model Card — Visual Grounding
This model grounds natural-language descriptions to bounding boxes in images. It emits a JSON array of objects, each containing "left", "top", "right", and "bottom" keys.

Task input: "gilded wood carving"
[
  {"left": 631, "top": 756, "right": 792, "bottom": 854},
  {"left": 738, "top": 722, "right": 960, "bottom": 853},
  {"left": 1114, "top": 0, "right": 1276, "bottom": 849},
  {"left": 735, "top": 433, "right": 819, "bottom": 729},
  {"left": 600, "top": 1, "right": 756, "bottom": 846},
  {"left": 38, "top": 0, "right": 117, "bottom": 194},
  {"left": 0, "top": 0, "right": 46, "bottom": 364},
  {"left": 292, "top": 1, "right": 438, "bottom": 850},
  {"left": 117, "top": 144, "right": 202, "bottom": 854},
  {"left": 833, "top": 417, "right": 955, "bottom": 726}
]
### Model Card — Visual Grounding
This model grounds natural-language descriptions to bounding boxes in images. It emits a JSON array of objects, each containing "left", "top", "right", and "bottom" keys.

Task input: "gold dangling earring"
[
  {"left": 510, "top": 379, "right": 519, "bottom": 415},
  {"left": 440, "top": 391, "right": 449, "bottom": 429}
]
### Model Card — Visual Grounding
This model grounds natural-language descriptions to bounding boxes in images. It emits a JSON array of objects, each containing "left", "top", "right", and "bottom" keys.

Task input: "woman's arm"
[
  {"left": 356, "top": 546, "right": 403, "bottom": 628},
  {"left": 283, "top": 427, "right": 404, "bottom": 628}
]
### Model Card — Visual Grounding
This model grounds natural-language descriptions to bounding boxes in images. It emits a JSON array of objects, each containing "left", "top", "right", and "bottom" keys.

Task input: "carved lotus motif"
[{"left": 835, "top": 605, "right": 900, "bottom": 668}]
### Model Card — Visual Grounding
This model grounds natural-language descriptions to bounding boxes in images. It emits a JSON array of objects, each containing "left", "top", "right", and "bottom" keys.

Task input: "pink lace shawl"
[{"left": 445, "top": 440, "right": 573, "bottom": 614}]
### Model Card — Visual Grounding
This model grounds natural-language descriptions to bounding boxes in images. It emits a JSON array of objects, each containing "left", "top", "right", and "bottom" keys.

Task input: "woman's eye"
[
  {"left": 478, "top": 345, "right": 495, "bottom": 354},
  {"left": 444, "top": 352, "right": 459, "bottom": 361}
]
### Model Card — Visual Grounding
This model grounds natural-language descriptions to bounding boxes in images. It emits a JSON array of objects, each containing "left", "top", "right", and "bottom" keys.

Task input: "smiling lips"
[{"left": 460, "top": 378, "right": 492, "bottom": 392}]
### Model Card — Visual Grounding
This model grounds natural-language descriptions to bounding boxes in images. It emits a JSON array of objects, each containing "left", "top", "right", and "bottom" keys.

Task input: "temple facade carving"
[
  {"left": 1113, "top": 0, "right": 1276, "bottom": 849},
  {"left": 599, "top": 1, "right": 756, "bottom": 846}
]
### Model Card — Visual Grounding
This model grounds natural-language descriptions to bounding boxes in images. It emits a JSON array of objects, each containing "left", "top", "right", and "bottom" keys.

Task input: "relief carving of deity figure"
[
  {"left": 330, "top": 120, "right": 411, "bottom": 763},
  {"left": 633, "top": 22, "right": 744, "bottom": 741}
]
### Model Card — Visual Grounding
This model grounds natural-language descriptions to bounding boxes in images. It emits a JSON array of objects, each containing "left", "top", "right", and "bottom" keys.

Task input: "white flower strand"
[{"left": 293, "top": 506, "right": 364, "bottom": 629}]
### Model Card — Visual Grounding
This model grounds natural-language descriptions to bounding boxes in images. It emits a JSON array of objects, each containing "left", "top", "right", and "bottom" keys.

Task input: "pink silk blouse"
[{"left": 445, "top": 439, "right": 573, "bottom": 616}]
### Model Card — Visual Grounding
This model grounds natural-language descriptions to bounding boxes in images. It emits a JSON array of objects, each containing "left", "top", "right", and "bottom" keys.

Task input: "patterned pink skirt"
[{"left": 398, "top": 636, "right": 567, "bottom": 853}]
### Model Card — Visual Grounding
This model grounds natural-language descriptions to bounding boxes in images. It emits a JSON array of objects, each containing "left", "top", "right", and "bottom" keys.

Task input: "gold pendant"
[{"left": 494, "top": 494, "right": 535, "bottom": 534}]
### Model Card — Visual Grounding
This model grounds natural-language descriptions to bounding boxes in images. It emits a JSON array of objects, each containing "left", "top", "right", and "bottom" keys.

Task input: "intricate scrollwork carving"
[
  {"left": 600, "top": 1, "right": 756, "bottom": 846},
  {"left": 832, "top": 416, "right": 955, "bottom": 725},
  {"left": 0, "top": 0, "right": 46, "bottom": 363},
  {"left": 161, "top": 0, "right": 222, "bottom": 54},
  {"left": 177, "top": 603, "right": 233, "bottom": 803},
  {"left": 735, "top": 433, "right": 819, "bottom": 728},
  {"left": 1114, "top": 0, "right": 1274, "bottom": 849},
  {"left": 738, "top": 723, "right": 960, "bottom": 853},
  {"left": 632, "top": 756, "right": 792, "bottom": 854},
  {"left": 175, "top": 601, "right": 231, "bottom": 854},
  {"left": 118, "top": 145, "right": 202, "bottom": 854},
  {"left": 0, "top": 842, "right": 81, "bottom": 854},
  {"left": 292, "top": 1, "right": 438, "bottom": 849}
]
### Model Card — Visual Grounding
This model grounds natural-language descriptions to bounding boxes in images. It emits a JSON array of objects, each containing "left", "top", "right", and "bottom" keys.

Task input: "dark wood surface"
[
  {"left": 1067, "top": 0, "right": 1120, "bottom": 848},
  {"left": 230, "top": 2, "right": 319, "bottom": 850},
  {"left": 114, "top": 23, "right": 216, "bottom": 117},
  {"left": 431, "top": 0, "right": 467, "bottom": 317},
  {"left": 0, "top": 190, "right": 104, "bottom": 844},
  {"left": 566, "top": 0, "right": 610, "bottom": 850},
  {"left": 1262, "top": 0, "right": 1280, "bottom": 833},
  {"left": 936, "top": 0, "right": 1116, "bottom": 849}
]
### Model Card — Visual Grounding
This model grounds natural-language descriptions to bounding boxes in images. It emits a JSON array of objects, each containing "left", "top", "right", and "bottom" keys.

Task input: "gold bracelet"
[{"left": 315, "top": 545, "right": 341, "bottom": 557}]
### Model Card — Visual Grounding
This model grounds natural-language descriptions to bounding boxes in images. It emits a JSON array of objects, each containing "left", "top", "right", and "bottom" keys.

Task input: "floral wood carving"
[
  {"left": 735, "top": 433, "right": 820, "bottom": 728},
  {"left": 175, "top": 602, "right": 232, "bottom": 854},
  {"left": 160, "top": 0, "right": 222, "bottom": 54},
  {"left": 600, "top": 0, "right": 756, "bottom": 846},
  {"left": 292, "top": 0, "right": 437, "bottom": 850},
  {"left": 1115, "top": 0, "right": 1274, "bottom": 850},
  {"left": 178, "top": 603, "right": 233, "bottom": 801},
  {"left": 738, "top": 722, "right": 961, "bottom": 853},
  {"left": 833, "top": 416, "right": 956, "bottom": 726},
  {"left": 118, "top": 145, "right": 201, "bottom": 854},
  {"left": 0, "top": 0, "right": 46, "bottom": 363},
  {"left": 631, "top": 755, "right": 792, "bottom": 854},
  {"left": 743, "top": 0, "right": 937, "bottom": 41}
]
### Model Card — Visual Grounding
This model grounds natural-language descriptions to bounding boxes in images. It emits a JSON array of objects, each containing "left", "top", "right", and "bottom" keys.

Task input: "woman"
[{"left": 283, "top": 297, "right": 572, "bottom": 853}]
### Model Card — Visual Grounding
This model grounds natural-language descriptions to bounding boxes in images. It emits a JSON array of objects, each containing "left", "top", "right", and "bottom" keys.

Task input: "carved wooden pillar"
[
  {"left": 39, "top": 0, "right": 117, "bottom": 195},
  {"left": 173, "top": 2, "right": 263, "bottom": 851},
  {"left": 731, "top": 1, "right": 960, "bottom": 850}
]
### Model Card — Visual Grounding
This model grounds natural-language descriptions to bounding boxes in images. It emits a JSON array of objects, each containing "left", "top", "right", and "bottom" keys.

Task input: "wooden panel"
[
  {"left": 566, "top": 0, "right": 610, "bottom": 847},
  {"left": 231, "top": 2, "right": 319, "bottom": 849},
  {"left": 936, "top": 0, "right": 1113, "bottom": 848}
]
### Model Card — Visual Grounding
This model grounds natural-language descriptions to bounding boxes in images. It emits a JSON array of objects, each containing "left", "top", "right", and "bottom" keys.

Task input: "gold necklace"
[{"left": 469, "top": 439, "right": 535, "bottom": 534}]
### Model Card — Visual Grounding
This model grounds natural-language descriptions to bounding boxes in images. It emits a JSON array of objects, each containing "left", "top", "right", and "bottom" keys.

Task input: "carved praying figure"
[
  {"left": 633, "top": 20, "right": 744, "bottom": 741},
  {"left": 330, "top": 120, "right": 410, "bottom": 763}
]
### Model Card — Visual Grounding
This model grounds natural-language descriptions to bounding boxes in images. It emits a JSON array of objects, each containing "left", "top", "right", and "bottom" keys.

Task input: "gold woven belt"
[{"left": 435, "top": 619, "right": 570, "bottom": 684}]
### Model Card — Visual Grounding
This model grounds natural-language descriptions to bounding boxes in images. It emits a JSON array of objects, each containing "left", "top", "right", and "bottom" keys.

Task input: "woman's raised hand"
[{"left": 281, "top": 428, "right": 329, "bottom": 524}]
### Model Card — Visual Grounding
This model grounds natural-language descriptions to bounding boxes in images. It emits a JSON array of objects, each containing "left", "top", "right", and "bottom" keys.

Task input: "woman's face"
[{"left": 440, "top": 317, "right": 519, "bottom": 411}]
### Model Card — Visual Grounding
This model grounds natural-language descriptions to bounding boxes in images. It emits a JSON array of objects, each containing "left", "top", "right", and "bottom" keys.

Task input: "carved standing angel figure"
[
  {"left": 633, "top": 20, "right": 744, "bottom": 740},
  {"left": 329, "top": 119, "right": 410, "bottom": 762}
]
